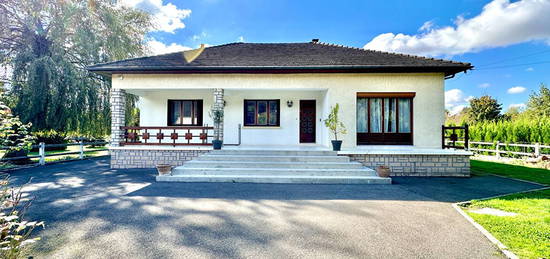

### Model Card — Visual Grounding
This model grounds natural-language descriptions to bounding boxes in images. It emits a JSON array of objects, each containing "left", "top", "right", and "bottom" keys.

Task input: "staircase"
[{"left": 156, "top": 149, "right": 391, "bottom": 184}]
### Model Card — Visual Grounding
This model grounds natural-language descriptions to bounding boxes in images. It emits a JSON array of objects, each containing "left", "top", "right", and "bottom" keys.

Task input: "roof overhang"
[{"left": 87, "top": 65, "right": 473, "bottom": 78}]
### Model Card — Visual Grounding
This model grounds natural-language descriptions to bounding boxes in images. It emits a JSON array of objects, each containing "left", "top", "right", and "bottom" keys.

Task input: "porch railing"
[
  {"left": 120, "top": 126, "right": 215, "bottom": 146},
  {"left": 442, "top": 125, "right": 469, "bottom": 150}
]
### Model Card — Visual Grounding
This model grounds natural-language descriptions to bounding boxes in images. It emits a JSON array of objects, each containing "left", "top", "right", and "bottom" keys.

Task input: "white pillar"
[
  {"left": 213, "top": 88, "right": 224, "bottom": 141},
  {"left": 110, "top": 88, "right": 126, "bottom": 147}
]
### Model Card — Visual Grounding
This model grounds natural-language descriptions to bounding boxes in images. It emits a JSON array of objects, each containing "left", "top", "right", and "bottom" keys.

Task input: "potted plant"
[
  {"left": 156, "top": 164, "right": 172, "bottom": 175},
  {"left": 209, "top": 108, "right": 224, "bottom": 150},
  {"left": 324, "top": 103, "right": 347, "bottom": 151},
  {"left": 376, "top": 165, "right": 391, "bottom": 177}
]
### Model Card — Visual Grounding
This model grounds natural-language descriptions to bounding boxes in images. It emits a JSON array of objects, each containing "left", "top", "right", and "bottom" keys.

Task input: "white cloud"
[
  {"left": 509, "top": 103, "right": 526, "bottom": 110},
  {"left": 507, "top": 86, "right": 527, "bottom": 94},
  {"left": 146, "top": 40, "right": 191, "bottom": 55},
  {"left": 445, "top": 89, "right": 473, "bottom": 115},
  {"left": 191, "top": 32, "right": 208, "bottom": 41},
  {"left": 237, "top": 36, "right": 245, "bottom": 42},
  {"left": 419, "top": 20, "right": 434, "bottom": 32},
  {"left": 525, "top": 67, "right": 534, "bottom": 71},
  {"left": 364, "top": 0, "right": 550, "bottom": 56},
  {"left": 479, "top": 83, "right": 491, "bottom": 88},
  {"left": 120, "top": 0, "right": 191, "bottom": 33}
]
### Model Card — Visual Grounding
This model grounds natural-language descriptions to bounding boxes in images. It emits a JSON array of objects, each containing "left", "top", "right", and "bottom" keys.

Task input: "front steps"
[{"left": 156, "top": 149, "right": 391, "bottom": 184}]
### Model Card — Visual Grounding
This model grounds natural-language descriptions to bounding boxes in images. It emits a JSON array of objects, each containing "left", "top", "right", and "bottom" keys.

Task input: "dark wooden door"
[{"left": 299, "top": 100, "right": 316, "bottom": 143}]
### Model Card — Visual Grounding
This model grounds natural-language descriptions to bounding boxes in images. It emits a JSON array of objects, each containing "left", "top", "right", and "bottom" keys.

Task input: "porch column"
[
  {"left": 110, "top": 88, "right": 126, "bottom": 147},
  {"left": 213, "top": 88, "right": 224, "bottom": 141}
]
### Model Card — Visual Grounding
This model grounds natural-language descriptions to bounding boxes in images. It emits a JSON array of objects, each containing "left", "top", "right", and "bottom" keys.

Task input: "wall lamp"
[{"left": 286, "top": 100, "right": 293, "bottom": 108}]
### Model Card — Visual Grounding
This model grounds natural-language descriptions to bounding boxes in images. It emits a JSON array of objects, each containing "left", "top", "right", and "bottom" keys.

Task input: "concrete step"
[
  {"left": 172, "top": 167, "right": 377, "bottom": 177},
  {"left": 210, "top": 150, "right": 337, "bottom": 156},
  {"left": 183, "top": 160, "right": 364, "bottom": 169},
  {"left": 197, "top": 155, "right": 350, "bottom": 162},
  {"left": 156, "top": 174, "right": 391, "bottom": 184}
]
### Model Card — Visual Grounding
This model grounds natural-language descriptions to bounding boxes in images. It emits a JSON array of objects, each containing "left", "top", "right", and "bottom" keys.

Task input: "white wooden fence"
[
  {"left": 1, "top": 141, "right": 108, "bottom": 166},
  {"left": 452, "top": 140, "right": 550, "bottom": 158}
]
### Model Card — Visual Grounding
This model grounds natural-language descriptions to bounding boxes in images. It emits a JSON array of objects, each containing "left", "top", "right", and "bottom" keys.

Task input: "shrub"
[
  {"left": 0, "top": 176, "right": 44, "bottom": 259},
  {"left": 0, "top": 99, "right": 34, "bottom": 165},
  {"left": 31, "top": 130, "right": 68, "bottom": 152}
]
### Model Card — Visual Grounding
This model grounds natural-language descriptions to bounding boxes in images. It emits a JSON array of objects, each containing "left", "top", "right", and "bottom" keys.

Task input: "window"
[
  {"left": 244, "top": 100, "right": 280, "bottom": 126},
  {"left": 167, "top": 100, "right": 203, "bottom": 126},
  {"left": 356, "top": 93, "right": 414, "bottom": 145}
]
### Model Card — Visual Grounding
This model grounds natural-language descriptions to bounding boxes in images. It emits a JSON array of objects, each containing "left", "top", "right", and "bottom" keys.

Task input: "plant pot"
[
  {"left": 156, "top": 164, "right": 172, "bottom": 175},
  {"left": 376, "top": 165, "right": 391, "bottom": 178},
  {"left": 212, "top": 140, "right": 223, "bottom": 150},
  {"left": 331, "top": 140, "right": 343, "bottom": 151}
]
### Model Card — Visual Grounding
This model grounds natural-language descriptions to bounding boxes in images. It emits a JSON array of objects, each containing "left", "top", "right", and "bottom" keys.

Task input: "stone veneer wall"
[
  {"left": 345, "top": 154, "right": 470, "bottom": 177},
  {"left": 110, "top": 89, "right": 125, "bottom": 147},
  {"left": 110, "top": 149, "right": 210, "bottom": 169}
]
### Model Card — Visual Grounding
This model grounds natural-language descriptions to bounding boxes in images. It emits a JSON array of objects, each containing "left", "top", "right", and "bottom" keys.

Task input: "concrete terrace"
[{"left": 7, "top": 157, "right": 544, "bottom": 258}]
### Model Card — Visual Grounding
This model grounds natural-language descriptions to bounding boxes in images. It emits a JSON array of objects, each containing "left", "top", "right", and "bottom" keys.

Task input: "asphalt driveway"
[{"left": 5, "top": 157, "right": 544, "bottom": 258}]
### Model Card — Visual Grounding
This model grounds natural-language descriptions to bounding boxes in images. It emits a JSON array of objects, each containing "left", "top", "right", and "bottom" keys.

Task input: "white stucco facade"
[{"left": 114, "top": 73, "right": 446, "bottom": 148}]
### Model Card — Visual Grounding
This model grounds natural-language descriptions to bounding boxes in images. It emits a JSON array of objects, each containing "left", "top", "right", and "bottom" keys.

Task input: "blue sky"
[{"left": 123, "top": 0, "right": 550, "bottom": 114}]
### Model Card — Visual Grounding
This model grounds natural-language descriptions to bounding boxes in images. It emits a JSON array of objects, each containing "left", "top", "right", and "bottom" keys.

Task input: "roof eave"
[{"left": 87, "top": 65, "right": 472, "bottom": 76}]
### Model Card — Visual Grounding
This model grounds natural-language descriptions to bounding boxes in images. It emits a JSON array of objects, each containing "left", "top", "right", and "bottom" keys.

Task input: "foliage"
[
  {"left": 466, "top": 95, "right": 502, "bottom": 123},
  {"left": 31, "top": 130, "right": 67, "bottom": 151},
  {"left": 465, "top": 189, "right": 550, "bottom": 259},
  {"left": 324, "top": 104, "right": 347, "bottom": 141},
  {"left": 0, "top": 94, "right": 34, "bottom": 160},
  {"left": 471, "top": 160, "right": 550, "bottom": 186},
  {"left": 525, "top": 83, "right": 550, "bottom": 118},
  {"left": 0, "top": 176, "right": 45, "bottom": 259},
  {"left": 467, "top": 117, "right": 550, "bottom": 144},
  {"left": 0, "top": 0, "right": 152, "bottom": 136},
  {"left": 209, "top": 108, "right": 224, "bottom": 140}
]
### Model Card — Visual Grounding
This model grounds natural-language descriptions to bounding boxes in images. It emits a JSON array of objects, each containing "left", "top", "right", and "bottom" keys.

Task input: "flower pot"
[
  {"left": 156, "top": 164, "right": 172, "bottom": 175},
  {"left": 331, "top": 140, "right": 343, "bottom": 151},
  {"left": 376, "top": 165, "right": 391, "bottom": 178},
  {"left": 212, "top": 140, "right": 223, "bottom": 150}
]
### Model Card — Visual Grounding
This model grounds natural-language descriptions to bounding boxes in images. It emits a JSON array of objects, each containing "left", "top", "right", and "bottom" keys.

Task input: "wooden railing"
[
  {"left": 120, "top": 126, "right": 215, "bottom": 146},
  {"left": 442, "top": 125, "right": 469, "bottom": 150}
]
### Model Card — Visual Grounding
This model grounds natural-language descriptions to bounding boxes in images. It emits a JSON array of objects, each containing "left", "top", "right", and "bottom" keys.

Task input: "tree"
[
  {"left": 466, "top": 95, "right": 502, "bottom": 123},
  {"left": 0, "top": 0, "right": 151, "bottom": 137},
  {"left": 526, "top": 83, "right": 550, "bottom": 118}
]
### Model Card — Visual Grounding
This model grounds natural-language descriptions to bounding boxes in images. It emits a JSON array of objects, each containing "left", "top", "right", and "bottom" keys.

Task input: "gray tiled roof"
[{"left": 88, "top": 42, "right": 472, "bottom": 76}]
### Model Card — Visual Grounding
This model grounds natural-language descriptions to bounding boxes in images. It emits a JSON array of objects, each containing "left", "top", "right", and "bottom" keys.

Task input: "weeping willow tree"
[{"left": 0, "top": 0, "right": 151, "bottom": 137}]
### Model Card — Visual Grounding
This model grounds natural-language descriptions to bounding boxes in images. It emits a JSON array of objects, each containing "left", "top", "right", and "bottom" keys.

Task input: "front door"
[{"left": 299, "top": 100, "right": 316, "bottom": 143}]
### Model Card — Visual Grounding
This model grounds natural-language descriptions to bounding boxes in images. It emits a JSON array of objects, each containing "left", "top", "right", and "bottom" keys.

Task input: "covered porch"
[{"left": 111, "top": 87, "right": 331, "bottom": 147}]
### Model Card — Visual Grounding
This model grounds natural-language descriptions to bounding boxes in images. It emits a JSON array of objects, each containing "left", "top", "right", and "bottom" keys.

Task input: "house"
[{"left": 88, "top": 40, "right": 473, "bottom": 181}]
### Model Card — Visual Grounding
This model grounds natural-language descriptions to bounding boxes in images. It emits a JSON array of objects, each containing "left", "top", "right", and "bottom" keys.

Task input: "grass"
[
  {"left": 471, "top": 159, "right": 550, "bottom": 186},
  {"left": 463, "top": 189, "right": 550, "bottom": 259}
]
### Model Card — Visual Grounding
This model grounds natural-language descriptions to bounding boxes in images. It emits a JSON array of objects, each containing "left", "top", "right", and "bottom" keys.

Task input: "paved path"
[{"left": 5, "top": 158, "right": 543, "bottom": 259}]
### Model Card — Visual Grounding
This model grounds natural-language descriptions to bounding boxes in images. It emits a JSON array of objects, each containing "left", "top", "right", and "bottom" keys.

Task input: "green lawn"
[
  {"left": 471, "top": 159, "right": 550, "bottom": 186},
  {"left": 466, "top": 160, "right": 549, "bottom": 258},
  {"left": 463, "top": 189, "right": 550, "bottom": 259}
]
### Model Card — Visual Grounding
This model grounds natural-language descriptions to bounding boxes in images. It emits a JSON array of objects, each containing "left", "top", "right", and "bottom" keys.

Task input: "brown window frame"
[
  {"left": 167, "top": 100, "right": 203, "bottom": 126},
  {"left": 243, "top": 99, "right": 280, "bottom": 127},
  {"left": 356, "top": 93, "right": 414, "bottom": 145}
]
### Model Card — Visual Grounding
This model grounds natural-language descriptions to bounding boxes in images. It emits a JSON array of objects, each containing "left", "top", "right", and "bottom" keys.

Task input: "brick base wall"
[
  {"left": 345, "top": 154, "right": 470, "bottom": 177},
  {"left": 110, "top": 149, "right": 210, "bottom": 169}
]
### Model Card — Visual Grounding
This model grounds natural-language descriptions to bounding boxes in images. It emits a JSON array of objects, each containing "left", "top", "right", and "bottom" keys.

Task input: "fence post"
[
  {"left": 495, "top": 141, "right": 501, "bottom": 158},
  {"left": 534, "top": 143, "right": 541, "bottom": 157},
  {"left": 39, "top": 142, "right": 45, "bottom": 165},
  {"left": 79, "top": 141, "right": 84, "bottom": 159}
]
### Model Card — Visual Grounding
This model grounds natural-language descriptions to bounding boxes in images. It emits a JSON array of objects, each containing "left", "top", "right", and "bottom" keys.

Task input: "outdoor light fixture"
[
  {"left": 286, "top": 100, "right": 293, "bottom": 107},
  {"left": 118, "top": 74, "right": 124, "bottom": 80}
]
